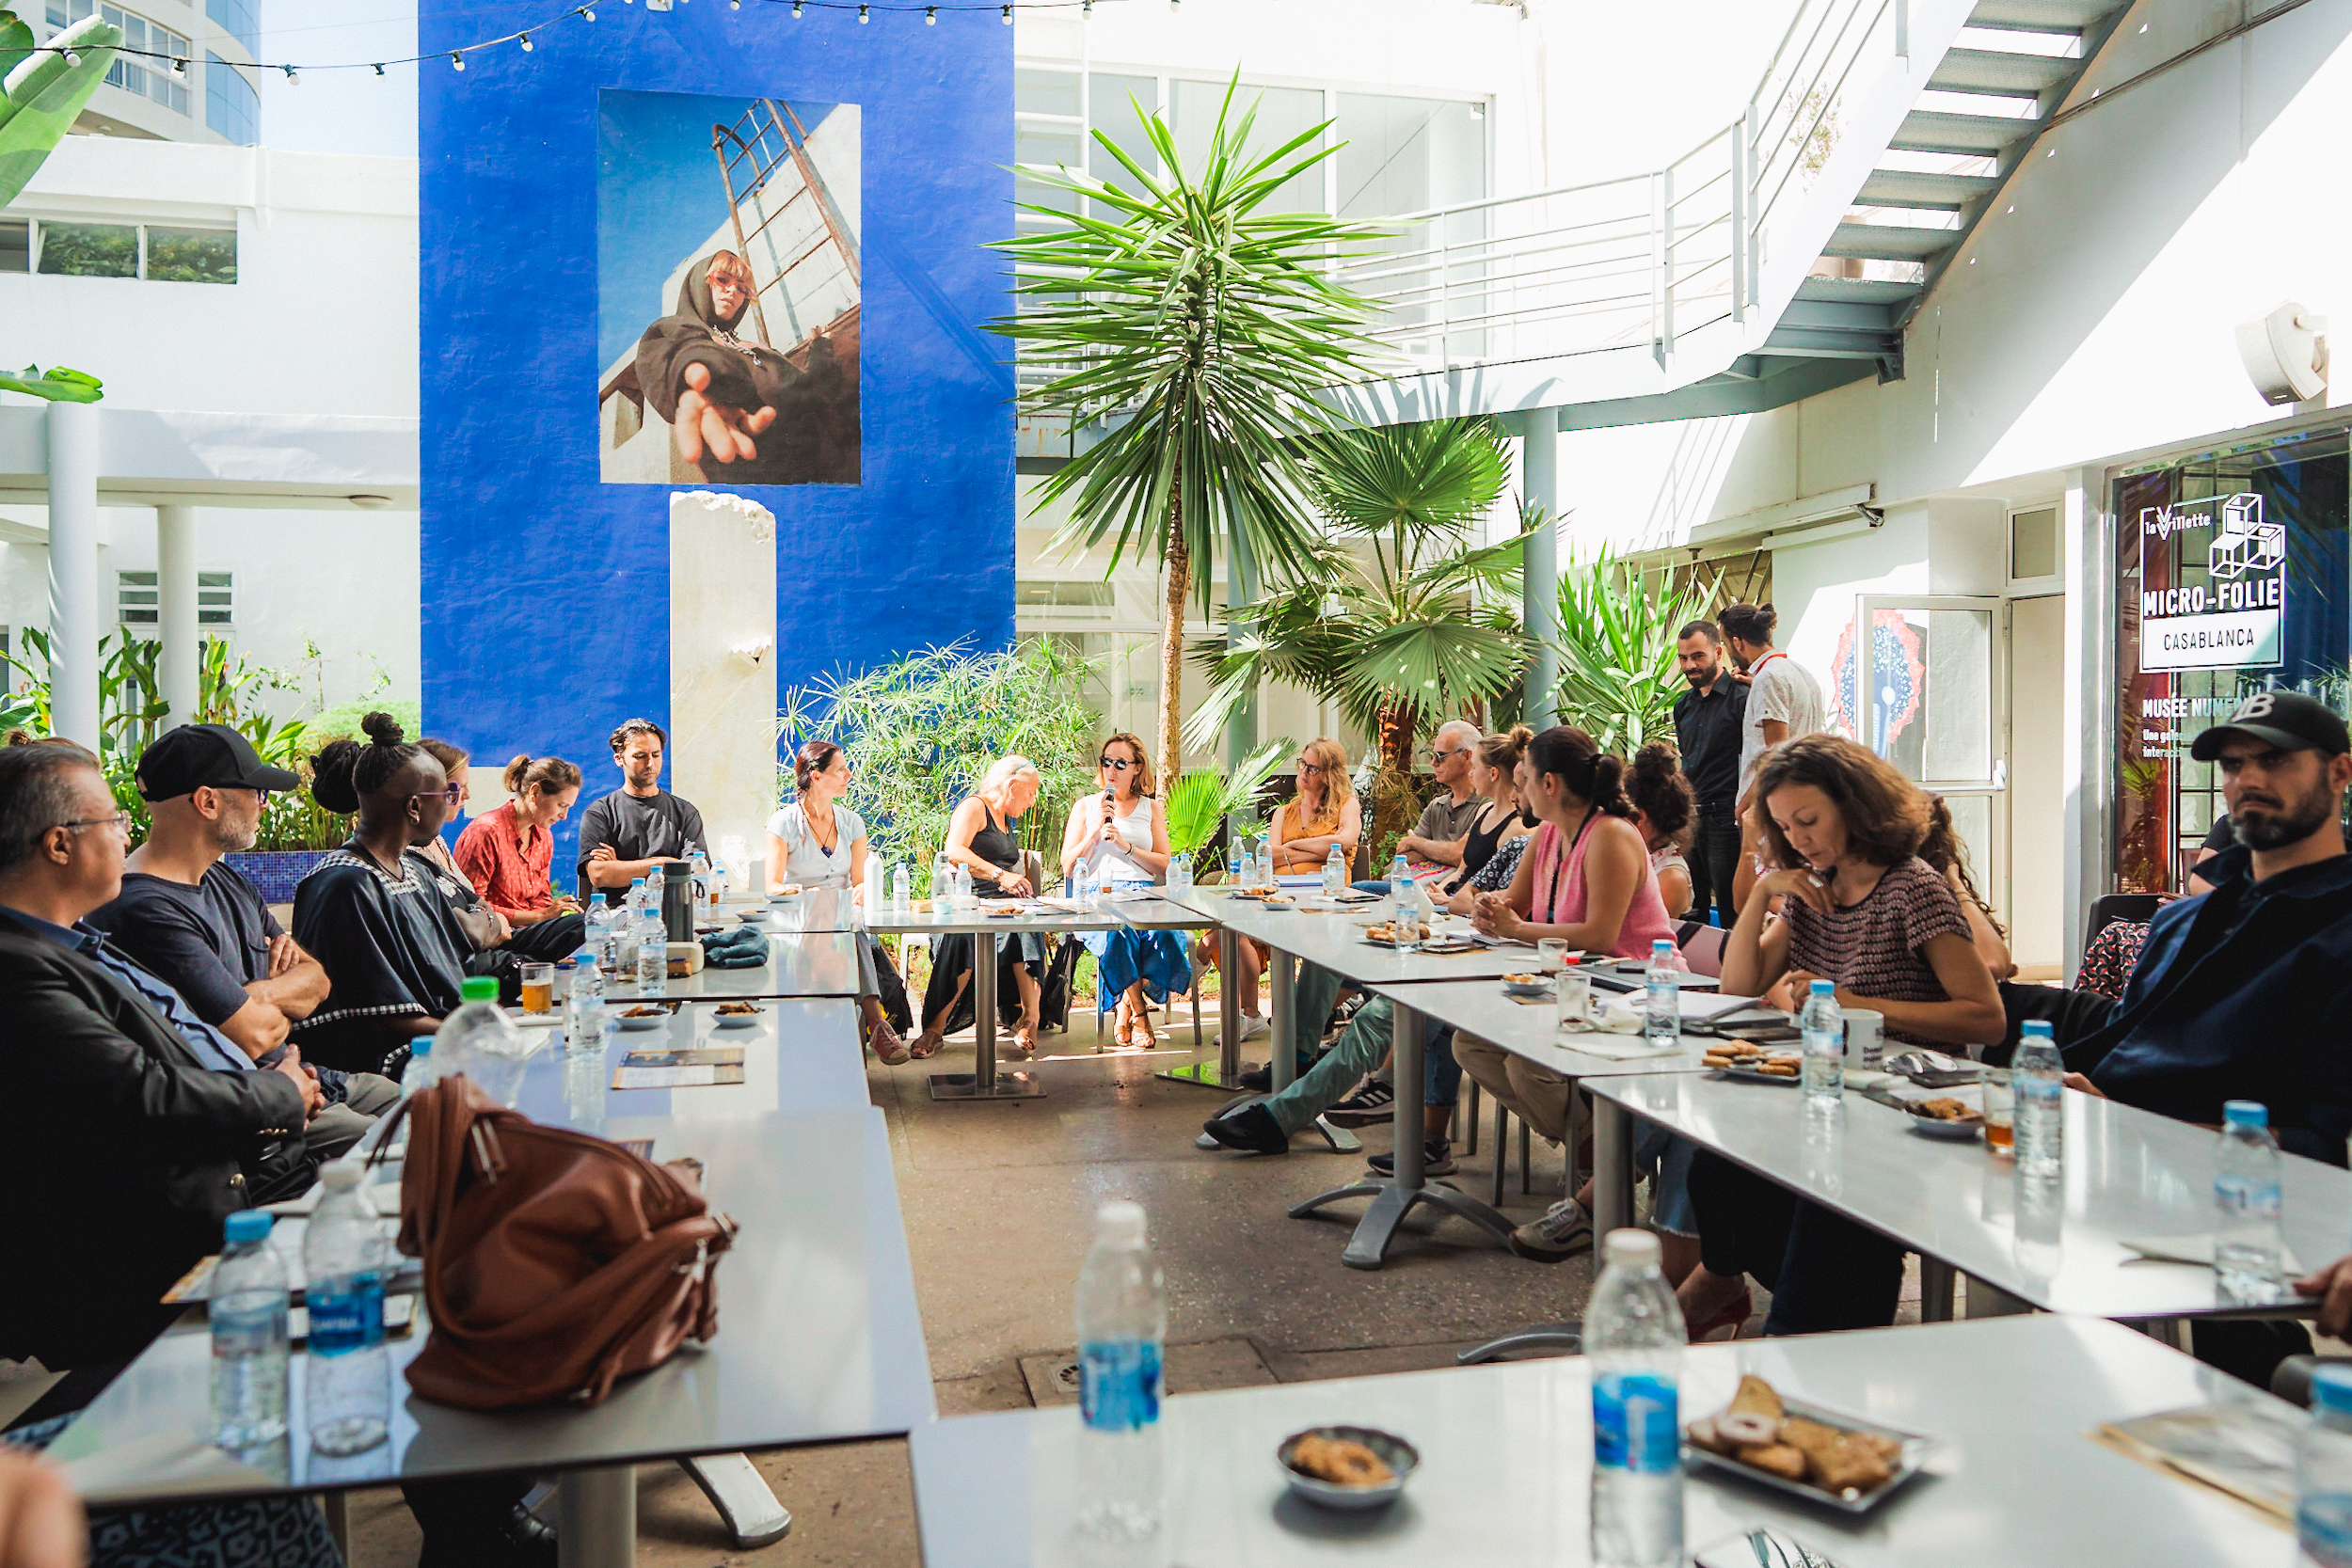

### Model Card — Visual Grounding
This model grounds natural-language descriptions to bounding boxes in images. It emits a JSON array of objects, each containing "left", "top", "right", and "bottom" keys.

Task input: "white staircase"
[{"left": 1327, "top": 0, "right": 2130, "bottom": 431}]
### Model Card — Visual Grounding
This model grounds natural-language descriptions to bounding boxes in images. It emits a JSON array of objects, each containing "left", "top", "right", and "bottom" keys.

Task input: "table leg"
[
  {"left": 1269, "top": 948, "right": 1296, "bottom": 1092},
  {"left": 1290, "top": 1001, "right": 1512, "bottom": 1269},
  {"left": 929, "top": 930, "right": 1044, "bottom": 1101},
  {"left": 1156, "top": 924, "right": 1253, "bottom": 1092},
  {"left": 678, "top": 1452, "right": 791, "bottom": 1548},
  {"left": 320, "top": 1492, "right": 348, "bottom": 1563},
  {"left": 557, "top": 1465, "right": 635, "bottom": 1568},
  {"left": 1592, "top": 1097, "right": 1633, "bottom": 1234},
  {"left": 1919, "top": 1257, "right": 1957, "bottom": 1323}
]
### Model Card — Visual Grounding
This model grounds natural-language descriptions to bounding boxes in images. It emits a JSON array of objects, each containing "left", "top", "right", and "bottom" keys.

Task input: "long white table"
[
  {"left": 1585, "top": 1069, "right": 2352, "bottom": 1323},
  {"left": 603, "top": 927, "right": 864, "bottom": 1000},
  {"left": 909, "top": 1314, "right": 2291, "bottom": 1568}
]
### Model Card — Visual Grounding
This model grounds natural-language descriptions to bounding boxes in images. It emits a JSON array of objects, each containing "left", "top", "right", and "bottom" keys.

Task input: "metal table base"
[
  {"left": 1156, "top": 925, "right": 1247, "bottom": 1092},
  {"left": 1286, "top": 998, "right": 1514, "bottom": 1269},
  {"left": 928, "top": 927, "right": 1045, "bottom": 1102},
  {"left": 557, "top": 1465, "right": 635, "bottom": 1568}
]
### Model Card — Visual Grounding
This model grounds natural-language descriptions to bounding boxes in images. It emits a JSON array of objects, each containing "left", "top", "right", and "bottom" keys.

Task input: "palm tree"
[
  {"left": 989, "top": 79, "right": 1390, "bottom": 784},
  {"left": 1184, "top": 417, "right": 1533, "bottom": 846}
]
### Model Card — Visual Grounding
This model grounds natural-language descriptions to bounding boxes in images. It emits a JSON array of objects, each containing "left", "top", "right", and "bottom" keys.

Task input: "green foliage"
[
  {"left": 0, "top": 364, "right": 101, "bottom": 403},
  {"left": 1551, "top": 536, "right": 1725, "bottom": 754},
  {"left": 779, "top": 640, "right": 1105, "bottom": 896},
  {"left": 0, "top": 11, "right": 121, "bottom": 208},
  {"left": 35, "top": 220, "right": 134, "bottom": 277},
  {"left": 308, "top": 699, "right": 421, "bottom": 749},
  {"left": 143, "top": 228, "right": 236, "bottom": 283},
  {"left": 1164, "top": 737, "right": 1291, "bottom": 874}
]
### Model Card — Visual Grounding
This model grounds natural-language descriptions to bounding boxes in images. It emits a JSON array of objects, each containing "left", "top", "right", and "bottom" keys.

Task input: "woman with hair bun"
[
  {"left": 1471, "top": 726, "right": 1683, "bottom": 960},
  {"left": 289, "top": 713, "right": 474, "bottom": 1074},
  {"left": 766, "top": 738, "right": 913, "bottom": 1065},
  {"left": 452, "top": 752, "right": 587, "bottom": 962},
  {"left": 1626, "top": 741, "right": 1696, "bottom": 920}
]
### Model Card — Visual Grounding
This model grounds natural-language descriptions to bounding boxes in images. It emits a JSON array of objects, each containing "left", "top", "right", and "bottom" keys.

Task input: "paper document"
[{"left": 613, "top": 1064, "right": 747, "bottom": 1089}]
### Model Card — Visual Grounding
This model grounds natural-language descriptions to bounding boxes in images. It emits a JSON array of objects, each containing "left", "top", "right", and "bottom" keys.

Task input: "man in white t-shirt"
[{"left": 1721, "top": 601, "right": 1827, "bottom": 809}]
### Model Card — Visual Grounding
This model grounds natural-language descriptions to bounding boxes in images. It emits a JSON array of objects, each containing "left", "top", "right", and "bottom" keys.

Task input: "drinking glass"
[
  {"left": 519, "top": 962, "right": 555, "bottom": 1018},
  {"left": 1537, "top": 938, "right": 1573, "bottom": 974},
  {"left": 1981, "top": 1067, "right": 2015, "bottom": 1156},
  {"left": 1554, "top": 970, "right": 1592, "bottom": 1036}
]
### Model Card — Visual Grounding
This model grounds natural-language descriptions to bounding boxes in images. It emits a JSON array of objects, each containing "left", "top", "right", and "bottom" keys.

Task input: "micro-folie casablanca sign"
[{"left": 2138, "top": 492, "right": 2286, "bottom": 671}]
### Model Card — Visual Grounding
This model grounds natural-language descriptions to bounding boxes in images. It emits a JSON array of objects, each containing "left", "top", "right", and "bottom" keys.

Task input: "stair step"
[
  {"left": 1823, "top": 222, "right": 1960, "bottom": 261},
  {"left": 1857, "top": 168, "right": 2002, "bottom": 210},
  {"left": 1889, "top": 108, "right": 2041, "bottom": 155},
  {"left": 1930, "top": 46, "right": 2074, "bottom": 97},
  {"left": 1792, "top": 277, "right": 1925, "bottom": 308},
  {"left": 1964, "top": 0, "right": 2116, "bottom": 33}
]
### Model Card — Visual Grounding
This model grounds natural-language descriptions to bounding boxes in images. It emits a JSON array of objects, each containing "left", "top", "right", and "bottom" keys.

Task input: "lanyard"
[{"left": 1542, "top": 809, "right": 1597, "bottom": 922}]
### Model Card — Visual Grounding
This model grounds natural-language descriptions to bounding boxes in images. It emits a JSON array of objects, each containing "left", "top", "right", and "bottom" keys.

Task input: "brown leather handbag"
[{"left": 374, "top": 1073, "right": 737, "bottom": 1410}]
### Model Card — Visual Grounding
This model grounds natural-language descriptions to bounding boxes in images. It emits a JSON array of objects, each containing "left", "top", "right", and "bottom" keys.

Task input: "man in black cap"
[
  {"left": 91, "top": 724, "right": 398, "bottom": 1149},
  {"left": 2059, "top": 689, "right": 2352, "bottom": 1388}
]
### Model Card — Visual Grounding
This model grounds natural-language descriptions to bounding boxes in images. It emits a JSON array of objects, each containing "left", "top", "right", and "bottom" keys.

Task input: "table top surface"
[
  {"left": 1586, "top": 1069, "right": 2349, "bottom": 1321},
  {"left": 53, "top": 1017, "right": 930, "bottom": 1504},
  {"left": 1363, "top": 977, "right": 1733, "bottom": 1080},
  {"left": 909, "top": 1314, "right": 2290, "bottom": 1568},
  {"left": 1161, "top": 888, "right": 1542, "bottom": 983},
  {"left": 723, "top": 885, "right": 860, "bottom": 933},
  {"left": 604, "top": 927, "right": 863, "bottom": 1000},
  {"left": 863, "top": 897, "right": 1127, "bottom": 936}
]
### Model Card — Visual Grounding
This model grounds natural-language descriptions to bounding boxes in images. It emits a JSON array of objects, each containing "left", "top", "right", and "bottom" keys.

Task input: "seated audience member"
[
  {"left": 912, "top": 756, "right": 1046, "bottom": 1060},
  {"left": 453, "top": 752, "right": 589, "bottom": 962},
  {"left": 1440, "top": 727, "right": 1534, "bottom": 897},
  {"left": 415, "top": 738, "right": 534, "bottom": 962},
  {"left": 291, "top": 714, "right": 473, "bottom": 1075},
  {"left": 1059, "top": 733, "right": 1185, "bottom": 1050},
  {"left": 2058, "top": 693, "right": 2352, "bottom": 1388},
  {"left": 0, "top": 741, "right": 316, "bottom": 1371},
  {"left": 768, "top": 739, "right": 912, "bottom": 1064},
  {"left": 90, "top": 724, "right": 398, "bottom": 1148},
  {"left": 1215, "top": 738, "right": 1364, "bottom": 1053},
  {"left": 1363, "top": 721, "right": 1484, "bottom": 890},
  {"left": 1206, "top": 726, "right": 1674, "bottom": 1171},
  {"left": 1627, "top": 741, "right": 1695, "bottom": 920},
  {"left": 575, "top": 718, "right": 707, "bottom": 902},
  {"left": 1677, "top": 736, "right": 2004, "bottom": 1339},
  {"left": 1920, "top": 793, "right": 2013, "bottom": 981}
]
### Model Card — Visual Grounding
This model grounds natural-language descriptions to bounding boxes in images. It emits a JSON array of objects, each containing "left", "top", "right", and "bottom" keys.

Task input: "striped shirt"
[{"left": 1783, "top": 856, "right": 1967, "bottom": 1045}]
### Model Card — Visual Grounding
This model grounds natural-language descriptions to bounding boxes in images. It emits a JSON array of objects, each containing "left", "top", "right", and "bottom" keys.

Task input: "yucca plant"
[
  {"left": 988, "top": 76, "right": 1391, "bottom": 784},
  {"left": 1552, "top": 535, "right": 1724, "bottom": 754},
  {"left": 1164, "top": 737, "right": 1292, "bottom": 876}
]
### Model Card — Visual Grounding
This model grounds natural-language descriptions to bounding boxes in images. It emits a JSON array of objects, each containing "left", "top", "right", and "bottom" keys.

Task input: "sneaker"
[
  {"left": 1366, "top": 1136, "right": 1454, "bottom": 1178},
  {"left": 1212, "top": 1013, "right": 1270, "bottom": 1049},
  {"left": 1233, "top": 1064, "right": 1273, "bottom": 1092},
  {"left": 1200, "top": 1101, "right": 1289, "bottom": 1155},
  {"left": 1507, "top": 1196, "right": 1595, "bottom": 1263},
  {"left": 1325, "top": 1076, "right": 1396, "bottom": 1128}
]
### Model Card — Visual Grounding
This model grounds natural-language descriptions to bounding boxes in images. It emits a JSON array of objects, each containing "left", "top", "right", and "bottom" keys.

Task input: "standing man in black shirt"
[
  {"left": 1671, "top": 619, "right": 1748, "bottom": 927},
  {"left": 575, "top": 718, "right": 708, "bottom": 902}
]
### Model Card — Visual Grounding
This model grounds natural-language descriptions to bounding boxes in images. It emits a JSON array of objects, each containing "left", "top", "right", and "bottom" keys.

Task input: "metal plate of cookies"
[{"left": 1685, "top": 1376, "right": 1937, "bottom": 1513}]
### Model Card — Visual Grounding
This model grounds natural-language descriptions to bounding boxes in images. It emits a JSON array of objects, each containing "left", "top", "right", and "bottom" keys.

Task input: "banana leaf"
[{"left": 1, "top": 15, "right": 123, "bottom": 208}]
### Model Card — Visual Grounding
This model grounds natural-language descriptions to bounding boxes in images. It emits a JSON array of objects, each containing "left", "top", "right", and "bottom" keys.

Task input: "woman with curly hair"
[{"left": 1625, "top": 741, "right": 1696, "bottom": 920}]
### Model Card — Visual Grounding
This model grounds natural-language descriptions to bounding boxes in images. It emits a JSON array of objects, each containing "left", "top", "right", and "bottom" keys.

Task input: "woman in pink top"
[{"left": 1472, "top": 725, "right": 1681, "bottom": 963}]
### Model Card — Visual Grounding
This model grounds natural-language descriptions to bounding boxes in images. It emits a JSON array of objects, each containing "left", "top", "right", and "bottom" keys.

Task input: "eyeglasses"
[
  {"left": 409, "top": 784, "right": 464, "bottom": 804},
  {"left": 1296, "top": 760, "right": 1326, "bottom": 775},
  {"left": 58, "top": 812, "right": 132, "bottom": 835},
  {"left": 1098, "top": 756, "right": 1137, "bottom": 771}
]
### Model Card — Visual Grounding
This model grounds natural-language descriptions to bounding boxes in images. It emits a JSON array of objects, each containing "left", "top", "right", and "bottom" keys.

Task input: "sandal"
[
  {"left": 907, "top": 1032, "right": 946, "bottom": 1060},
  {"left": 1111, "top": 1015, "right": 1136, "bottom": 1052},
  {"left": 1689, "top": 1286, "right": 1754, "bottom": 1342},
  {"left": 1009, "top": 1024, "right": 1040, "bottom": 1059},
  {"left": 868, "top": 1018, "right": 911, "bottom": 1067}
]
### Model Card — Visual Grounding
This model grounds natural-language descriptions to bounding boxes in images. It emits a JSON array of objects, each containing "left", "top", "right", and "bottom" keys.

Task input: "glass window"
[
  {"left": 205, "top": 53, "right": 259, "bottom": 146},
  {"left": 1015, "top": 67, "right": 1080, "bottom": 119},
  {"left": 1333, "top": 93, "right": 1484, "bottom": 219},
  {"left": 204, "top": 0, "right": 259, "bottom": 57},
  {"left": 145, "top": 227, "right": 235, "bottom": 283},
  {"left": 2110, "top": 429, "right": 2350, "bottom": 893},
  {"left": 117, "top": 571, "right": 158, "bottom": 626},
  {"left": 1087, "top": 72, "right": 1158, "bottom": 187},
  {"left": 0, "top": 222, "right": 27, "bottom": 274},
  {"left": 2010, "top": 505, "right": 2058, "bottom": 579},
  {"left": 36, "top": 222, "right": 137, "bottom": 277},
  {"left": 1170, "top": 79, "right": 1325, "bottom": 214}
]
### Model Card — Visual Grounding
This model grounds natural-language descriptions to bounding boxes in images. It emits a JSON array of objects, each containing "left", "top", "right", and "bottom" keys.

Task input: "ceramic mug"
[{"left": 1841, "top": 1007, "right": 1884, "bottom": 1069}]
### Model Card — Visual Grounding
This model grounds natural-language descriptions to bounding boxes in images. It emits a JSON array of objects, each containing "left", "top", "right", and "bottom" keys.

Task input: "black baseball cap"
[
  {"left": 135, "top": 723, "right": 301, "bottom": 800},
  {"left": 2189, "top": 691, "right": 2352, "bottom": 761}
]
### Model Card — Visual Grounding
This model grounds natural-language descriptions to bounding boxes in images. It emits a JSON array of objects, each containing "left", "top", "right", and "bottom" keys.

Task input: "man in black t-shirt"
[
  {"left": 575, "top": 717, "right": 708, "bottom": 903},
  {"left": 1671, "top": 619, "right": 1749, "bottom": 927}
]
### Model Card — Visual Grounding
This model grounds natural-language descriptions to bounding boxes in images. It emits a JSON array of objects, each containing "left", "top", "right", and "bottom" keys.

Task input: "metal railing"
[{"left": 1333, "top": 0, "right": 1907, "bottom": 377}]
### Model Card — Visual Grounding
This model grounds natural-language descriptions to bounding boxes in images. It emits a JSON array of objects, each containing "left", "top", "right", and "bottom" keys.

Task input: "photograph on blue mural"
[{"left": 597, "top": 88, "right": 862, "bottom": 487}]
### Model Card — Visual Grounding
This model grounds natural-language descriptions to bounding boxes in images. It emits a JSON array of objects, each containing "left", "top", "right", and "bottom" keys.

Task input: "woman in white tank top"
[{"left": 1057, "top": 733, "right": 1181, "bottom": 1048}]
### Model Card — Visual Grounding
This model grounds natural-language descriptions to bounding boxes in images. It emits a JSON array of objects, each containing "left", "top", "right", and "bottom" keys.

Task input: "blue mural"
[{"left": 419, "top": 0, "right": 1013, "bottom": 869}]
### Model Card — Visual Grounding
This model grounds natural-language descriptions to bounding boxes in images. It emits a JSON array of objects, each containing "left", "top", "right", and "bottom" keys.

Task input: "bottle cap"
[
  {"left": 1600, "top": 1227, "right": 1661, "bottom": 1268},
  {"left": 1094, "top": 1200, "right": 1147, "bottom": 1247},
  {"left": 2316, "top": 1366, "right": 2352, "bottom": 1414},
  {"left": 2021, "top": 1020, "right": 2054, "bottom": 1039},
  {"left": 2224, "top": 1100, "right": 2268, "bottom": 1128},
  {"left": 409, "top": 1035, "right": 434, "bottom": 1055},
  {"left": 224, "top": 1210, "right": 273, "bottom": 1244},
  {"left": 630, "top": 876, "right": 646, "bottom": 887},
  {"left": 320, "top": 1160, "right": 362, "bottom": 1191},
  {"left": 1809, "top": 978, "right": 1835, "bottom": 994},
  {"left": 461, "top": 976, "right": 500, "bottom": 1003}
]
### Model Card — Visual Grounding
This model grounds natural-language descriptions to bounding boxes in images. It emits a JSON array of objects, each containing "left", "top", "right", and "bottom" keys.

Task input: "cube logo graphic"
[{"left": 2138, "top": 492, "right": 2286, "bottom": 671}]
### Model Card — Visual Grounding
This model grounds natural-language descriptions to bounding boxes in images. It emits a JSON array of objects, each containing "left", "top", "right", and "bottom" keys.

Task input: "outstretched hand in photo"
[{"left": 675, "top": 360, "right": 776, "bottom": 467}]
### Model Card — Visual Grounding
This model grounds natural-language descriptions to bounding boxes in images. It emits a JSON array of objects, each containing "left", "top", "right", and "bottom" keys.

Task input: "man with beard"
[
  {"left": 90, "top": 724, "right": 396, "bottom": 1158},
  {"left": 576, "top": 717, "right": 708, "bottom": 900},
  {"left": 633, "top": 247, "right": 857, "bottom": 484},
  {"left": 1671, "top": 618, "right": 1747, "bottom": 927}
]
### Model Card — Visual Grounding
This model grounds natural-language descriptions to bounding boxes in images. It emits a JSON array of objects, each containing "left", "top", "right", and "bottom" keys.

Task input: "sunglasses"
[
  {"left": 409, "top": 784, "right": 464, "bottom": 804},
  {"left": 1099, "top": 756, "right": 1138, "bottom": 771}
]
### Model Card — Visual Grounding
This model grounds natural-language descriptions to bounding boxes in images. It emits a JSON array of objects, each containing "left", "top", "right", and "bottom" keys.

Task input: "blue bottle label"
[
  {"left": 1079, "top": 1338, "right": 1162, "bottom": 1433},
  {"left": 1593, "top": 1372, "right": 1679, "bottom": 1475},
  {"left": 2302, "top": 1494, "right": 2352, "bottom": 1567},
  {"left": 307, "top": 1273, "right": 386, "bottom": 1355}
]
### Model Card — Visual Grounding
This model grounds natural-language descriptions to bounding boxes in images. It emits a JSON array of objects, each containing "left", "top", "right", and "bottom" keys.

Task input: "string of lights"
[{"left": 24, "top": 0, "right": 1146, "bottom": 77}]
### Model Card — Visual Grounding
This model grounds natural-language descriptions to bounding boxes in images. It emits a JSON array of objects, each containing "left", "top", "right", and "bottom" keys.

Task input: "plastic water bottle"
[
  {"left": 1800, "top": 978, "right": 1844, "bottom": 1101},
  {"left": 2298, "top": 1366, "right": 2352, "bottom": 1565},
  {"left": 1323, "top": 842, "right": 1345, "bottom": 896},
  {"left": 1391, "top": 873, "right": 1422, "bottom": 955},
  {"left": 210, "top": 1210, "right": 289, "bottom": 1449},
  {"left": 437, "top": 975, "right": 532, "bottom": 1104},
  {"left": 1588, "top": 1228, "right": 1683, "bottom": 1568},
  {"left": 1074, "top": 1200, "right": 1165, "bottom": 1547},
  {"left": 2216, "top": 1100, "right": 2284, "bottom": 1304},
  {"left": 566, "top": 949, "right": 606, "bottom": 1053},
  {"left": 616, "top": 879, "right": 647, "bottom": 972},
  {"left": 688, "top": 850, "right": 712, "bottom": 916},
  {"left": 400, "top": 1034, "right": 438, "bottom": 1097},
  {"left": 892, "top": 863, "right": 911, "bottom": 911},
  {"left": 644, "top": 861, "right": 667, "bottom": 924},
  {"left": 2013, "top": 1019, "right": 2064, "bottom": 1180},
  {"left": 637, "top": 897, "right": 669, "bottom": 997},
  {"left": 304, "top": 1162, "right": 389, "bottom": 1455},
  {"left": 1645, "top": 939, "right": 1680, "bottom": 1050},
  {"left": 593, "top": 894, "right": 624, "bottom": 974}
]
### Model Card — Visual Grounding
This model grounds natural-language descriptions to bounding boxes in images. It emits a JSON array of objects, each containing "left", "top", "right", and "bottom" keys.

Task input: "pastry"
[
  {"left": 1915, "top": 1096, "right": 1975, "bottom": 1121},
  {"left": 1780, "top": 1417, "right": 1895, "bottom": 1494},
  {"left": 1726, "top": 1375, "right": 1784, "bottom": 1422},
  {"left": 1291, "top": 1433, "right": 1393, "bottom": 1487},
  {"left": 1734, "top": 1442, "right": 1809, "bottom": 1481}
]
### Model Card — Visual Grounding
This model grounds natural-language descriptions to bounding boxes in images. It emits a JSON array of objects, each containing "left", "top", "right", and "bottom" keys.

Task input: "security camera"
[
  {"left": 1854, "top": 502, "right": 1886, "bottom": 527},
  {"left": 2236, "top": 302, "right": 2328, "bottom": 406}
]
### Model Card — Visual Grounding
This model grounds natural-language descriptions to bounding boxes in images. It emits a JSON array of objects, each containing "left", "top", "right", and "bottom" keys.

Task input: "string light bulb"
[
  {"left": 61, "top": 48, "right": 79, "bottom": 67},
  {"left": 450, "top": 51, "right": 465, "bottom": 69},
  {"left": 857, "top": 3, "right": 868, "bottom": 19},
  {"left": 282, "top": 63, "right": 298, "bottom": 83},
  {"left": 1082, "top": 0, "right": 1091, "bottom": 13},
  {"left": 518, "top": 31, "right": 532, "bottom": 49},
  {"left": 925, "top": 5, "right": 935, "bottom": 20},
  {"left": 730, "top": 0, "right": 740, "bottom": 9},
  {"left": 790, "top": 0, "right": 802, "bottom": 13},
  {"left": 1000, "top": 3, "right": 1010, "bottom": 18},
  {"left": 579, "top": 4, "right": 595, "bottom": 16},
  {"left": 373, "top": 61, "right": 386, "bottom": 74}
]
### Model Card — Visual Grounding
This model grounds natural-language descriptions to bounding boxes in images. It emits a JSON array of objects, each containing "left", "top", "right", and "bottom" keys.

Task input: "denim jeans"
[{"left": 1263, "top": 985, "right": 1452, "bottom": 1137}]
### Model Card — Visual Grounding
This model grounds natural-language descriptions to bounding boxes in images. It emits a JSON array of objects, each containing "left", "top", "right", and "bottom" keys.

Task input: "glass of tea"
[
  {"left": 519, "top": 961, "right": 556, "bottom": 1018},
  {"left": 1980, "top": 1066, "right": 2014, "bottom": 1156}
]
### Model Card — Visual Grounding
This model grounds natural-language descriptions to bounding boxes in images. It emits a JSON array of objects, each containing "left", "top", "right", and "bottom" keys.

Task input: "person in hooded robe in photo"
[{"left": 633, "top": 248, "right": 859, "bottom": 486}]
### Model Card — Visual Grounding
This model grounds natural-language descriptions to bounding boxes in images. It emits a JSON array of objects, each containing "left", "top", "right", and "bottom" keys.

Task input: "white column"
[
  {"left": 2059, "top": 467, "right": 2107, "bottom": 988},
  {"left": 1518, "top": 406, "right": 1560, "bottom": 727},
  {"left": 45, "top": 402, "right": 102, "bottom": 751},
  {"left": 157, "top": 504, "right": 199, "bottom": 727}
]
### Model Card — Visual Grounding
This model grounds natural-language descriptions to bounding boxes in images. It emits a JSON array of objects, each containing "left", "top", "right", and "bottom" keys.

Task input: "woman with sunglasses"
[
  {"left": 1059, "top": 733, "right": 1184, "bottom": 1049},
  {"left": 289, "top": 712, "right": 476, "bottom": 1075}
]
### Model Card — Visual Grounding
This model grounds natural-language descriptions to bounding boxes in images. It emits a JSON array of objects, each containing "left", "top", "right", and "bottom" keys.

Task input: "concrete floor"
[{"left": 345, "top": 1006, "right": 1843, "bottom": 1568}]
